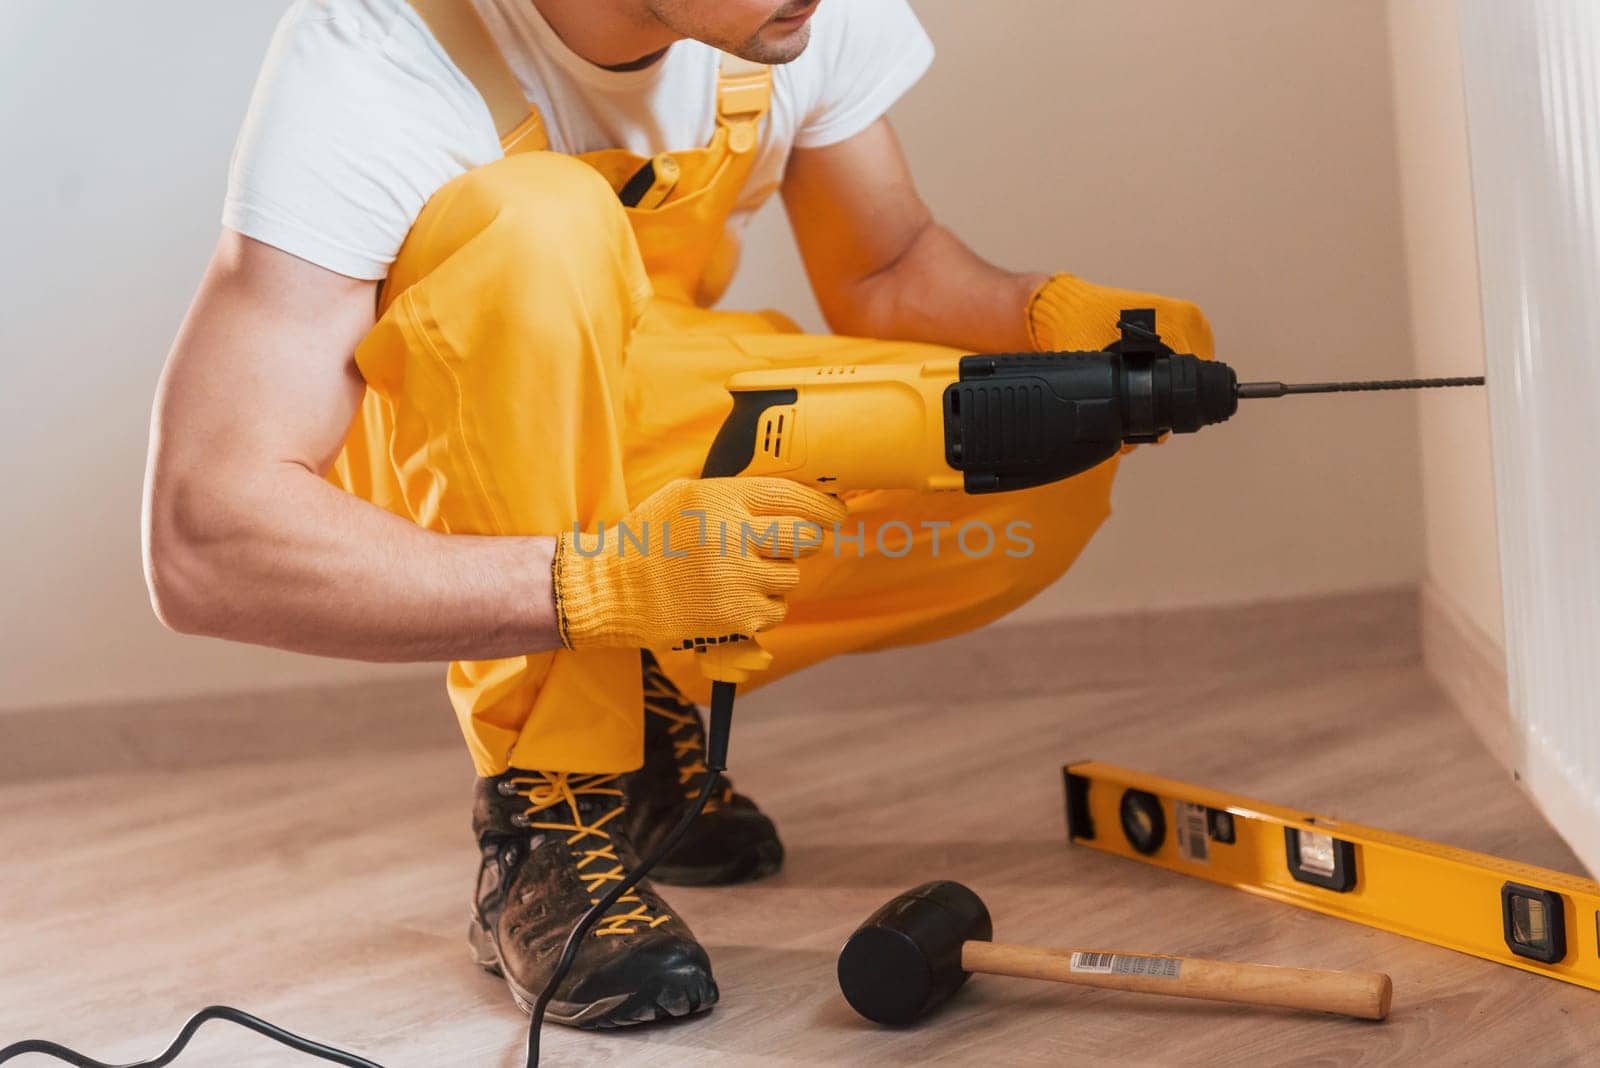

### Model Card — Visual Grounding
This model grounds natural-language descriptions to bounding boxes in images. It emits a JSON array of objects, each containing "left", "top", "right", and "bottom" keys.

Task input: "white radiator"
[{"left": 1458, "top": 0, "right": 1600, "bottom": 874}]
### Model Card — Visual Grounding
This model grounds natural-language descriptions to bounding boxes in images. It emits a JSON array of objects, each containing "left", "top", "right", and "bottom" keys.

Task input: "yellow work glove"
[
  {"left": 553, "top": 477, "right": 848, "bottom": 650},
  {"left": 1027, "top": 273, "right": 1215, "bottom": 360}
]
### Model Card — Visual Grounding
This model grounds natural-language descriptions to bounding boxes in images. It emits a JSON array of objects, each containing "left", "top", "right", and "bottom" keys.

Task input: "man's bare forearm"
[
  {"left": 841, "top": 219, "right": 1047, "bottom": 353},
  {"left": 145, "top": 458, "right": 561, "bottom": 662},
  {"left": 145, "top": 233, "right": 562, "bottom": 664},
  {"left": 783, "top": 120, "right": 1047, "bottom": 354}
]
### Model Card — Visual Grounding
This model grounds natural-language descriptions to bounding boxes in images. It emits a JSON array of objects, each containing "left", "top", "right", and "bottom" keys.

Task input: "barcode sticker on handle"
[
  {"left": 1070, "top": 952, "right": 1183, "bottom": 979},
  {"left": 1175, "top": 800, "right": 1210, "bottom": 864}
]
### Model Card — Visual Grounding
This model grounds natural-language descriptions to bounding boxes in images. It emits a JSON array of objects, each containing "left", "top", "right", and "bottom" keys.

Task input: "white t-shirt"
[{"left": 224, "top": 0, "right": 936, "bottom": 281}]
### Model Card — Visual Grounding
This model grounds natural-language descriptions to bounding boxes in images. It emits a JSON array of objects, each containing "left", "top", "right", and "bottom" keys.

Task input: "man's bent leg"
[
  {"left": 335, "top": 154, "right": 719, "bottom": 1027},
  {"left": 336, "top": 153, "right": 658, "bottom": 777}
]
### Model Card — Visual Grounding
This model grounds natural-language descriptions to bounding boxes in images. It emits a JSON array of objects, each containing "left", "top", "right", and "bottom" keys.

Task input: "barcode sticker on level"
[
  {"left": 1070, "top": 952, "right": 1183, "bottom": 979},
  {"left": 1175, "top": 801, "right": 1210, "bottom": 864}
]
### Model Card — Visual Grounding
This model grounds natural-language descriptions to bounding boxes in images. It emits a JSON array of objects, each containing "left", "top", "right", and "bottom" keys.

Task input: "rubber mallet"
[{"left": 837, "top": 882, "right": 1392, "bottom": 1025}]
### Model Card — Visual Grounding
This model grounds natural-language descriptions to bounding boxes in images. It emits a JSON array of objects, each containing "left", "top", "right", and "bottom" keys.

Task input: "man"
[{"left": 145, "top": 0, "right": 1212, "bottom": 1032}]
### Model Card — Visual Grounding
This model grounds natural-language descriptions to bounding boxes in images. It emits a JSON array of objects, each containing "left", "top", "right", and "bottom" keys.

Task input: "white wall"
[
  {"left": 1458, "top": 0, "right": 1600, "bottom": 876},
  {"left": 0, "top": 1, "right": 438, "bottom": 712},
  {"left": 1386, "top": 0, "right": 1504, "bottom": 649},
  {"left": 1, "top": 0, "right": 1426, "bottom": 712}
]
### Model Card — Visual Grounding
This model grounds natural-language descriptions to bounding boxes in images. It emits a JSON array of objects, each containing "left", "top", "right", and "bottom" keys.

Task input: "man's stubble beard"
[
  {"left": 732, "top": 22, "right": 811, "bottom": 65},
  {"left": 642, "top": 2, "right": 815, "bottom": 66}
]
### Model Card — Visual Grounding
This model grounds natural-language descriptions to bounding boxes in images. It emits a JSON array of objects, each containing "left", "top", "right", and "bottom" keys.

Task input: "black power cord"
[
  {"left": 1, "top": 680, "right": 742, "bottom": 1068},
  {"left": 523, "top": 679, "right": 737, "bottom": 1067},
  {"left": 0, "top": 1006, "right": 385, "bottom": 1068}
]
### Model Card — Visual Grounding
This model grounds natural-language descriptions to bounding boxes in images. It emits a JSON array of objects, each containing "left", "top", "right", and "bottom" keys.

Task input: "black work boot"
[
  {"left": 619, "top": 651, "right": 784, "bottom": 886},
  {"left": 468, "top": 769, "right": 718, "bottom": 1028}
]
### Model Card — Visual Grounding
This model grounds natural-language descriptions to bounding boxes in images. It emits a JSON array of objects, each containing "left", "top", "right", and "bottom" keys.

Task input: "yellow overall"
[{"left": 331, "top": 21, "right": 1125, "bottom": 779}]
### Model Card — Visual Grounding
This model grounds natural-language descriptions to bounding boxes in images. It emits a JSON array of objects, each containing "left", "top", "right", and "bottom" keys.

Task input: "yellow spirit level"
[{"left": 1063, "top": 761, "right": 1600, "bottom": 991}]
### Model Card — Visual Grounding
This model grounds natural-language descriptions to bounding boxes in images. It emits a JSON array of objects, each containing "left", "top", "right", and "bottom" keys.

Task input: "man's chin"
[{"left": 734, "top": 23, "right": 811, "bottom": 65}]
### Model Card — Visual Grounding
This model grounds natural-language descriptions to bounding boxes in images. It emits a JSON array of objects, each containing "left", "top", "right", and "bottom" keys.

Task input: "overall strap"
[
  {"left": 715, "top": 55, "right": 771, "bottom": 156},
  {"left": 409, "top": 0, "right": 549, "bottom": 153}
]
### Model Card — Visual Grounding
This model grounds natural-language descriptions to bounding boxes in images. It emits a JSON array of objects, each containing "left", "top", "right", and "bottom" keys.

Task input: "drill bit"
[{"left": 1236, "top": 376, "right": 1485, "bottom": 399}]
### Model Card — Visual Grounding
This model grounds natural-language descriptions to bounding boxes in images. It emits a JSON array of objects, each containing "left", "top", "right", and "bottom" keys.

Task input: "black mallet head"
[{"left": 837, "top": 881, "right": 994, "bottom": 1026}]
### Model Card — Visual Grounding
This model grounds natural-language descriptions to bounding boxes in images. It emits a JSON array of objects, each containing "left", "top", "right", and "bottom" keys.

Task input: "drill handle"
[
  {"left": 690, "top": 638, "right": 772, "bottom": 771},
  {"left": 702, "top": 389, "right": 799, "bottom": 479}
]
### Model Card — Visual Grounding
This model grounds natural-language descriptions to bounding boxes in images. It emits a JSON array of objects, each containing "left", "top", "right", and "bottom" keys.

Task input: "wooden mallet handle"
[{"left": 960, "top": 942, "right": 1392, "bottom": 1021}]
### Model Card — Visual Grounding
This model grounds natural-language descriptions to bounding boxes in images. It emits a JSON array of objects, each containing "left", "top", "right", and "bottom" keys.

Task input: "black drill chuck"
[{"left": 942, "top": 309, "right": 1238, "bottom": 493}]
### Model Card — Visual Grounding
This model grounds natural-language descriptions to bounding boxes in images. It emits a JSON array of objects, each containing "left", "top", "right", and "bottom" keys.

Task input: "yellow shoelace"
[
  {"left": 506, "top": 772, "right": 671, "bottom": 938},
  {"left": 643, "top": 668, "right": 733, "bottom": 811}
]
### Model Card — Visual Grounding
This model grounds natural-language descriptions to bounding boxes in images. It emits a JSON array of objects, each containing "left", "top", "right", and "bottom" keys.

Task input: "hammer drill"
[
  {"left": 685, "top": 308, "right": 1479, "bottom": 687},
  {"left": 704, "top": 308, "right": 1480, "bottom": 493}
]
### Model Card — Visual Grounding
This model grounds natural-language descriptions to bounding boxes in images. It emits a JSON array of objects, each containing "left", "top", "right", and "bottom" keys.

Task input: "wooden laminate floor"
[{"left": 2, "top": 624, "right": 1594, "bottom": 1066}]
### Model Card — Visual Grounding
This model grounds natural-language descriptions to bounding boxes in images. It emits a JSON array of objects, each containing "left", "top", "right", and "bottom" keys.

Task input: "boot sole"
[{"left": 467, "top": 915, "right": 718, "bottom": 1029}]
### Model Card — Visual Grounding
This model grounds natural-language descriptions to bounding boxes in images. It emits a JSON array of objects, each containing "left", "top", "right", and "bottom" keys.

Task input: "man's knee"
[
  {"left": 400, "top": 153, "right": 637, "bottom": 288},
  {"left": 444, "top": 151, "right": 630, "bottom": 254},
  {"left": 388, "top": 152, "right": 650, "bottom": 347},
  {"left": 970, "top": 477, "right": 1115, "bottom": 593}
]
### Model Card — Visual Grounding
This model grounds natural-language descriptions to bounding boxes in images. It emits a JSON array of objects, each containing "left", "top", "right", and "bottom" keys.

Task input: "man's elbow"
[
  {"left": 144, "top": 526, "right": 208, "bottom": 637},
  {"left": 817, "top": 283, "right": 893, "bottom": 341},
  {"left": 142, "top": 478, "right": 227, "bottom": 638}
]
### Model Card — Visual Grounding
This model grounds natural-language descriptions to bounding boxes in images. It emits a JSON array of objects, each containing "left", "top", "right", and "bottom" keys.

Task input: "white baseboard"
[
  {"left": 1419, "top": 579, "right": 1513, "bottom": 766},
  {"left": 1420, "top": 578, "right": 1599, "bottom": 877}
]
